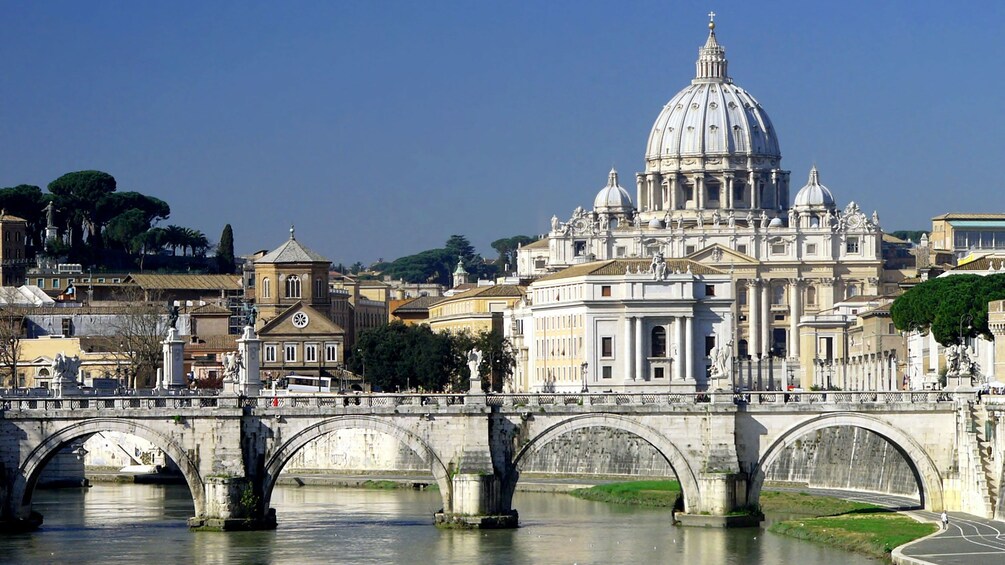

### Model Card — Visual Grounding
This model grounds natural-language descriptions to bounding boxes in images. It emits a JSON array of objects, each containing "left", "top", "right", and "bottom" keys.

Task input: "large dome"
[{"left": 645, "top": 22, "right": 780, "bottom": 163}]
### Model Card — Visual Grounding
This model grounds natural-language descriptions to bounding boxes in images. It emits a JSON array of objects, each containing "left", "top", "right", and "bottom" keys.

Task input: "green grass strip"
[
  {"left": 768, "top": 510, "right": 937, "bottom": 558},
  {"left": 569, "top": 480, "right": 682, "bottom": 507}
]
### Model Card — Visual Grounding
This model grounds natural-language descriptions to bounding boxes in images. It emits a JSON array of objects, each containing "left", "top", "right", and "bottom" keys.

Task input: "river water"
[{"left": 3, "top": 483, "right": 879, "bottom": 564}]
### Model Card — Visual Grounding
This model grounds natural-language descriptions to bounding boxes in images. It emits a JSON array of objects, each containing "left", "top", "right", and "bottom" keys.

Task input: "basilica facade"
[{"left": 514, "top": 18, "right": 901, "bottom": 392}]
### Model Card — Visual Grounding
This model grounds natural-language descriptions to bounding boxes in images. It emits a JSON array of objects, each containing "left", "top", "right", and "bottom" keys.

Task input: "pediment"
[
  {"left": 688, "top": 243, "right": 759, "bottom": 265},
  {"left": 259, "top": 302, "right": 345, "bottom": 337}
]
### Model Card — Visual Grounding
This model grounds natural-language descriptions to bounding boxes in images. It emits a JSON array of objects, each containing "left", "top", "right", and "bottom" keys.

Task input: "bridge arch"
[
  {"left": 14, "top": 418, "right": 205, "bottom": 520},
  {"left": 512, "top": 414, "right": 701, "bottom": 513},
  {"left": 749, "top": 412, "right": 944, "bottom": 510},
  {"left": 263, "top": 415, "right": 452, "bottom": 512}
]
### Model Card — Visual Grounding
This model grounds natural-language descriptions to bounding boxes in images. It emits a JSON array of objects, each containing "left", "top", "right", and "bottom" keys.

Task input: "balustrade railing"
[{"left": 0, "top": 389, "right": 966, "bottom": 413}]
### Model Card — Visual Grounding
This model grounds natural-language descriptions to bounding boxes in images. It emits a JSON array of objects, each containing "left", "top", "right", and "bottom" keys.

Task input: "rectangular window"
[
  {"left": 284, "top": 344, "right": 297, "bottom": 363},
  {"left": 305, "top": 343, "right": 318, "bottom": 363},
  {"left": 706, "top": 185, "right": 720, "bottom": 201},
  {"left": 846, "top": 237, "right": 860, "bottom": 253},
  {"left": 112, "top": 278, "right": 121, "bottom": 283},
  {"left": 573, "top": 241, "right": 587, "bottom": 256},
  {"left": 601, "top": 285, "right": 612, "bottom": 297},
  {"left": 806, "top": 243, "right": 817, "bottom": 255},
  {"left": 737, "top": 244, "right": 747, "bottom": 255},
  {"left": 36, "top": 278, "right": 44, "bottom": 288},
  {"left": 771, "top": 243, "right": 786, "bottom": 254},
  {"left": 705, "top": 284, "right": 715, "bottom": 297},
  {"left": 602, "top": 366, "right": 612, "bottom": 379},
  {"left": 685, "top": 245, "right": 695, "bottom": 255},
  {"left": 535, "top": 258, "right": 546, "bottom": 269},
  {"left": 654, "top": 367, "right": 665, "bottom": 379},
  {"left": 616, "top": 246, "right": 626, "bottom": 257},
  {"left": 601, "top": 337, "right": 613, "bottom": 358},
  {"left": 52, "top": 278, "right": 59, "bottom": 288},
  {"left": 705, "top": 336, "right": 715, "bottom": 357},
  {"left": 265, "top": 344, "right": 277, "bottom": 363},
  {"left": 62, "top": 318, "right": 73, "bottom": 336}
]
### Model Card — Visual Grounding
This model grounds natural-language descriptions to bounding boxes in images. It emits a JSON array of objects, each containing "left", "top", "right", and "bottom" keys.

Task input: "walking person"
[{"left": 941, "top": 510, "right": 949, "bottom": 530}]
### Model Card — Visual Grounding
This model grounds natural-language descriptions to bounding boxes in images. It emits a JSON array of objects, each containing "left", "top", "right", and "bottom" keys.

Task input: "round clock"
[{"left": 292, "top": 312, "right": 309, "bottom": 328}]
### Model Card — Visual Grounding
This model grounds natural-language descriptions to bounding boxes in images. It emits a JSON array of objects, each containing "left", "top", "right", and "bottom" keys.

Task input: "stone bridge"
[{"left": 1, "top": 389, "right": 999, "bottom": 531}]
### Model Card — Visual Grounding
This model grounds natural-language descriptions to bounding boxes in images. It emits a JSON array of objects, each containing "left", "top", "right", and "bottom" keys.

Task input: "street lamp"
[{"left": 959, "top": 313, "right": 973, "bottom": 345}]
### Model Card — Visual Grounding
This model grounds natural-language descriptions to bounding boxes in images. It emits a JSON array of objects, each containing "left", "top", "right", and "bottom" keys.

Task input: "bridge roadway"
[{"left": 0, "top": 389, "right": 986, "bottom": 532}]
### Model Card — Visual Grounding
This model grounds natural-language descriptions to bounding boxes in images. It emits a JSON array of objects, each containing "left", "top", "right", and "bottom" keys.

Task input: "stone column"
[
  {"left": 725, "top": 175, "right": 734, "bottom": 209},
  {"left": 670, "top": 175, "right": 679, "bottom": 210},
  {"left": 237, "top": 326, "right": 262, "bottom": 396},
  {"left": 750, "top": 172, "right": 759, "bottom": 209},
  {"left": 789, "top": 280, "right": 801, "bottom": 359},
  {"left": 695, "top": 176, "right": 704, "bottom": 209},
  {"left": 685, "top": 316, "right": 694, "bottom": 381},
  {"left": 674, "top": 317, "right": 684, "bottom": 380},
  {"left": 635, "top": 173, "right": 646, "bottom": 211},
  {"left": 635, "top": 316, "right": 644, "bottom": 382},
  {"left": 748, "top": 280, "right": 760, "bottom": 360},
  {"left": 162, "top": 328, "right": 186, "bottom": 389},
  {"left": 624, "top": 317, "right": 634, "bottom": 383},
  {"left": 761, "top": 282, "right": 771, "bottom": 358}
]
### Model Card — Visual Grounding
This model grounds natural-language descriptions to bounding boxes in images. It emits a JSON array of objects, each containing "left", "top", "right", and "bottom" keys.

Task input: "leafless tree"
[
  {"left": 0, "top": 305, "right": 26, "bottom": 388},
  {"left": 108, "top": 288, "right": 167, "bottom": 389}
]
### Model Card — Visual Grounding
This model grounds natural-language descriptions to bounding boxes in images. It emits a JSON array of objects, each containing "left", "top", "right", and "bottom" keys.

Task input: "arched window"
[
  {"left": 285, "top": 275, "right": 302, "bottom": 298},
  {"left": 651, "top": 326, "right": 666, "bottom": 358},
  {"left": 806, "top": 285, "right": 817, "bottom": 306},
  {"left": 772, "top": 285, "right": 786, "bottom": 305},
  {"left": 315, "top": 278, "right": 325, "bottom": 298},
  {"left": 846, "top": 283, "right": 859, "bottom": 298},
  {"left": 262, "top": 277, "right": 271, "bottom": 299}
]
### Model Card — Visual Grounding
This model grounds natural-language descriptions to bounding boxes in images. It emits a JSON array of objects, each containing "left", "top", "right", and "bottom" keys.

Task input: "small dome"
[
  {"left": 793, "top": 166, "right": 835, "bottom": 208},
  {"left": 594, "top": 168, "right": 634, "bottom": 212},
  {"left": 768, "top": 217, "right": 783, "bottom": 228},
  {"left": 648, "top": 218, "right": 664, "bottom": 229}
]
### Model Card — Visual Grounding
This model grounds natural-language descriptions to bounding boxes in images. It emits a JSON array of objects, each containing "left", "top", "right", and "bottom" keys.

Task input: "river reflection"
[{"left": 4, "top": 483, "right": 879, "bottom": 564}]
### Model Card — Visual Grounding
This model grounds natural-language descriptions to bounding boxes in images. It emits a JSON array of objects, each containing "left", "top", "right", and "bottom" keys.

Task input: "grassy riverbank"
[
  {"left": 570, "top": 481, "right": 937, "bottom": 561},
  {"left": 569, "top": 480, "right": 682, "bottom": 507}
]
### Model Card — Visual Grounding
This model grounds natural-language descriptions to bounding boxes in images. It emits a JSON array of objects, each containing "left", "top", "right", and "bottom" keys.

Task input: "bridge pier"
[
  {"left": 433, "top": 391, "right": 518, "bottom": 528},
  {"left": 186, "top": 476, "right": 277, "bottom": 531},
  {"left": 675, "top": 472, "right": 759, "bottom": 527}
]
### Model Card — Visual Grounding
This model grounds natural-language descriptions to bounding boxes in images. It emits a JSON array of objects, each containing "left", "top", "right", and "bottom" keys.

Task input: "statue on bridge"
[
  {"left": 709, "top": 341, "right": 732, "bottom": 380},
  {"left": 222, "top": 351, "right": 243, "bottom": 383},
  {"left": 467, "top": 348, "right": 483, "bottom": 393},
  {"left": 945, "top": 343, "right": 976, "bottom": 376}
]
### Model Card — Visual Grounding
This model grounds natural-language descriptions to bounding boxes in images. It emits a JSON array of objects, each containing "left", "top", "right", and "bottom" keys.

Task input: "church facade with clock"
[
  {"left": 513, "top": 17, "right": 901, "bottom": 392},
  {"left": 254, "top": 227, "right": 346, "bottom": 383}
]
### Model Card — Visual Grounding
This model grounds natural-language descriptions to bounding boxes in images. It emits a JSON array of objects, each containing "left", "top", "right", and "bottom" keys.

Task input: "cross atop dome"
[{"left": 696, "top": 14, "right": 727, "bottom": 81}]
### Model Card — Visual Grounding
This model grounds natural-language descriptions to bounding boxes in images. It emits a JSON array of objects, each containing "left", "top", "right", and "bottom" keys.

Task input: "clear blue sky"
[{"left": 3, "top": 1, "right": 1003, "bottom": 265}]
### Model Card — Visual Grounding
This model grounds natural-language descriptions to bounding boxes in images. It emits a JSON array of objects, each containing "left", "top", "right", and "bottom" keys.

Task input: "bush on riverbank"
[{"left": 768, "top": 509, "right": 937, "bottom": 559}]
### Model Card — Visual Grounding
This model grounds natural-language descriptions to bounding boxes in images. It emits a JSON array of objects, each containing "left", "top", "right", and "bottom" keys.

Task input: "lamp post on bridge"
[{"left": 959, "top": 313, "right": 973, "bottom": 346}]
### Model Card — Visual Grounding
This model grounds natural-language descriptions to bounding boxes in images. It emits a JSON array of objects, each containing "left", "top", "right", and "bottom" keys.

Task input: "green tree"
[
  {"left": 452, "top": 328, "right": 517, "bottom": 392},
  {"left": 48, "top": 170, "right": 117, "bottom": 250},
  {"left": 0, "top": 185, "right": 47, "bottom": 250},
  {"left": 163, "top": 225, "right": 188, "bottom": 255},
  {"left": 216, "top": 224, "right": 235, "bottom": 273},
  {"left": 105, "top": 209, "right": 152, "bottom": 253},
  {"left": 348, "top": 322, "right": 459, "bottom": 392},
  {"left": 96, "top": 192, "right": 170, "bottom": 231},
  {"left": 891, "top": 274, "right": 1005, "bottom": 345},
  {"left": 889, "top": 230, "right": 929, "bottom": 243},
  {"left": 491, "top": 235, "right": 538, "bottom": 272}
]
